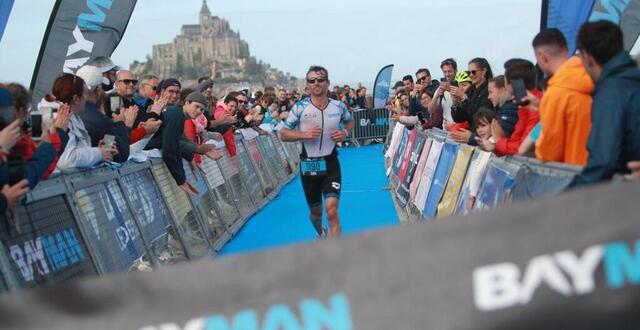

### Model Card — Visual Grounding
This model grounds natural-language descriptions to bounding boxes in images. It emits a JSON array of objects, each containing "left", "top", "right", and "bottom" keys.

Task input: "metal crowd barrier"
[
  {"left": 350, "top": 108, "right": 390, "bottom": 141},
  {"left": 384, "top": 125, "right": 583, "bottom": 222},
  {"left": 0, "top": 131, "right": 301, "bottom": 292}
]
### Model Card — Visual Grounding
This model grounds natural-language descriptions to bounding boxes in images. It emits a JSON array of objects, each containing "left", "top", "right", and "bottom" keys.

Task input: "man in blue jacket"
[{"left": 571, "top": 20, "right": 640, "bottom": 186}]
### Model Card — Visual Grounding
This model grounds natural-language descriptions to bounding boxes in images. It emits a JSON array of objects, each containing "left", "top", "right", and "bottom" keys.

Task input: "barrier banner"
[
  {"left": 30, "top": 0, "right": 138, "bottom": 110},
  {"left": 120, "top": 169, "right": 187, "bottom": 265},
  {"left": 391, "top": 128, "right": 411, "bottom": 178},
  {"left": 409, "top": 137, "right": 432, "bottom": 205},
  {"left": 475, "top": 159, "right": 518, "bottom": 210},
  {"left": 74, "top": 180, "right": 148, "bottom": 273},
  {"left": 437, "top": 144, "right": 474, "bottom": 218},
  {"left": 413, "top": 140, "right": 444, "bottom": 212},
  {"left": 422, "top": 142, "right": 460, "bottom": 219},
  {"left": 511, "top": 159, "right": 580, "bottom": 202},
  {"left": 0, "top": 195, "right": 96, "bottom": 288},
  {"left": 396, "top": 132, "right": 427, "bottom": 208},
  {"left": 396, "top": 130, "right": 426, "bottom": 207},
  {"left": 2, "top": 182, "right": 639, "bottom": 330},
  {"left": 396, "top": 129, "right": 417, "bottom": 184},
  {"left": 351, "top": 108, "right": 390, "bottom": 140},
  {"left": 454, "top": 149, "right": 481, "bottom": 215},
  {"left": 384, "top": 124, "right": 404, "bottom": 163}
]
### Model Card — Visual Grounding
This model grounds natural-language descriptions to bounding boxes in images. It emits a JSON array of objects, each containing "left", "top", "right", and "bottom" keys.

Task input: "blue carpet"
[{"left": 219, "top": 144, "right": 399, "bottom": 256}]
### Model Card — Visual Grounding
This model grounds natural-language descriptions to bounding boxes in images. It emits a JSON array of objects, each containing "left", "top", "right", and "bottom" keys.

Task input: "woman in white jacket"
[{"left": 46, "top": 74, "right": 117, "bottom": 170}]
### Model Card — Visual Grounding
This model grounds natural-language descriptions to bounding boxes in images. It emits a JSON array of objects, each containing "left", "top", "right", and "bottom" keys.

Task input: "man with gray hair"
[{"left": 134, "top": 74, "right": 159, "bottom": 111}]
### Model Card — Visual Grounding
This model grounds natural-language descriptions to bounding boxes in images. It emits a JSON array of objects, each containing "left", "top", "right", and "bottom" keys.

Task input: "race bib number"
[{"left": 301, "top": 158, "right": 327, "bottom": 176}]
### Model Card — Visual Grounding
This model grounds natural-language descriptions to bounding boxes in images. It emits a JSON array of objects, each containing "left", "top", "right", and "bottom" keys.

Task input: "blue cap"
[{"left": 0, "top": 87, "right": 13, "bottom": 108}]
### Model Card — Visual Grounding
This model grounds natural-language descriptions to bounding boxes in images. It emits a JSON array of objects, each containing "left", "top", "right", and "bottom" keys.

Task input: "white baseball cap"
[
  {"left": 75, "top": 65, "right": 110, "bottom": 91},
  {"left": 87, "top": 56, "right": 122, "bottom": 73}
]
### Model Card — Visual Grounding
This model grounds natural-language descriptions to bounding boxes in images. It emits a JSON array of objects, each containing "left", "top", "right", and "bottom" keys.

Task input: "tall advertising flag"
[
  {"left": 541, "top": 0, "right": 640, "bottom": 54},
  {"left": 373, "top": 64, "right": 394, "bottom": 109},
  {"left": 589, "top": 0, "right": 640, "bottom": 51},
  {"left": 540, "top": 0, "right": 596, "bottom": 55},
  {"left": 30, "top": 0, "right": 138, "bottom": 107},
  {"left": 0, "top": 0, "right": 14, "bottom": 43}
]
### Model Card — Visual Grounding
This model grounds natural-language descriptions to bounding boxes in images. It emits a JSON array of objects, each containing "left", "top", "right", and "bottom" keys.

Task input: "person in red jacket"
[{"left": 477, "top": 59, "right": 540, "bottom": 156}]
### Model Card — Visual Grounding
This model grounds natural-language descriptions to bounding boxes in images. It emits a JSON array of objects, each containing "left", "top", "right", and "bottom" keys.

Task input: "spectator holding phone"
[
  {"left": 532, "top": 28, "right": 594, "bottom": 166},
  {"left": 75, "top": 65, "right": 133, "bottom": 163},
  {"left": 214, "top": 92, "right": 240, "bottom": 156},
  {"left": 571, "top": 21, "right": 640, "bottom": 186},
  {"left": 478, "top": 59, "right": 541, "bottom": 156},
  {"left": 52, "top": 74, "right": 118, "bottom": 170},
  {"left": 429, "top": 58, "right": 458, "bottom": 125}
]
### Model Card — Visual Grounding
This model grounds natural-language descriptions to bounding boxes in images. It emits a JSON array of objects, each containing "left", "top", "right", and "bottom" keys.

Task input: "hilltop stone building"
[{"left": 131, "top": 1, "right": 296, "bottom": 91}]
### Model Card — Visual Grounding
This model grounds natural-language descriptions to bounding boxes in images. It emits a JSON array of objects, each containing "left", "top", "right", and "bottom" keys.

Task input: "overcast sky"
[{"left": 1, "top": 0, "right": 543, "bottom": 90}]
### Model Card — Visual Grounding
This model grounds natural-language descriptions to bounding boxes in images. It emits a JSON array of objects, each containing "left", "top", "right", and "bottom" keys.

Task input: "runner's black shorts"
[{"left": 300, "top": 155, "right": 341, "bottom": 208}]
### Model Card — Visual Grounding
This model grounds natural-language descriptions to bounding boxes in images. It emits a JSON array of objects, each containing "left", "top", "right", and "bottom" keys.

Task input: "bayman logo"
[
  {"left": 332, "top": 182, "right": 341, "bottom": 190},
  {"left": 473, "top": 239, "right": 640, "bottom": 311}
]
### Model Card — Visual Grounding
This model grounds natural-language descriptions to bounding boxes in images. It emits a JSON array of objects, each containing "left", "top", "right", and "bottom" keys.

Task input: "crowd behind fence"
[
  {"left": 0, "top": 131, "right": 301, "bottom": 292},
  {"left": 383, "top": 123, "right": 582, "bottom": 222}
]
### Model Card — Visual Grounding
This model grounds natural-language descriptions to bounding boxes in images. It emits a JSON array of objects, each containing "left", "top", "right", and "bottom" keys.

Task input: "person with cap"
[
  {"left": 196, "top": 78, "right": 214, "bottom": 98},
  {"left": 477, "top": 59, "right": 541, "bottom": 156},
  {"left": 86, "top": 56, "right": 121, "bottom": 93},
  {"left": 530, "top": 28, "right": 594, "bottom": 166},
  {"left": 76, "top": 65, "right": 145, "bottom": 162},
  {"left": 161, "top": 92, "right": 210, "bottom": 195}
]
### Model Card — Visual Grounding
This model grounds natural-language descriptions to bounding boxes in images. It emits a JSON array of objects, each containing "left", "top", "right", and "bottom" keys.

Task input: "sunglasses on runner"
[{"left": 307, "top": 78, "right": 327, "bottom": 84}]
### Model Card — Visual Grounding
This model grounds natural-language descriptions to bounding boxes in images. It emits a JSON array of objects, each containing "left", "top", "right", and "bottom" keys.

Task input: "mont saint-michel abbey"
[{"left": 131, "top": 1, "right": 296, "bottom": 90}]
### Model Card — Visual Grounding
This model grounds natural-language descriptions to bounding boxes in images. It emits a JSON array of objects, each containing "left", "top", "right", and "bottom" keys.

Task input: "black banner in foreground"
[{"left": 0, "top": 182, "right": 639, "bottom": 329}]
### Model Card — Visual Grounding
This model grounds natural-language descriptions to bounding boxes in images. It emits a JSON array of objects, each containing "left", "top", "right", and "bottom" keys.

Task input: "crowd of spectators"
[
  {"left": 388, "top": 20, "right": 640, "bottom": 206},
  {"left": 0, "top": 57, "right": 322, "bottom": 227}
]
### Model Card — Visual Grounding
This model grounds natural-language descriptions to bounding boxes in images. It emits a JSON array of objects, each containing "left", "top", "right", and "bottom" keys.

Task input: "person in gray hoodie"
[{"left": 571, "top": 20, "right": 640, "bottom": 186}]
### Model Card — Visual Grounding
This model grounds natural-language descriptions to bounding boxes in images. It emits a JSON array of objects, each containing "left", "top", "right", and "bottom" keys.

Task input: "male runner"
[{"left": 280, "top": 66, "right": 354, "bottom": 238}]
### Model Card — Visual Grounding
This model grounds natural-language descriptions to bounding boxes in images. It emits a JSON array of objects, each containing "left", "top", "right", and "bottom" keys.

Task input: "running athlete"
[{"left": 280, "top": 66, "right": 354, "bottom": 238}]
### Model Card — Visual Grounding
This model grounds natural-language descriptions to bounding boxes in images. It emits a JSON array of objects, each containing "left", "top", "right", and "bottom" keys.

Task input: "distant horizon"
[{"left": 2, "top": 0, "right": 551, "bottom": 92}]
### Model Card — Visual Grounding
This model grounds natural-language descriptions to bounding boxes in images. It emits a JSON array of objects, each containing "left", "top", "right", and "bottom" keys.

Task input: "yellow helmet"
[{"left": 455, "top": 71, "right": 473, "bottom": 85}]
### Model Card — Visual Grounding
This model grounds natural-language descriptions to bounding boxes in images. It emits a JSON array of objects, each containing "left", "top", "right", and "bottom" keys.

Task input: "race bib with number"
[{"left": 301, "top": 158, "right": 327, "bottom": 176}]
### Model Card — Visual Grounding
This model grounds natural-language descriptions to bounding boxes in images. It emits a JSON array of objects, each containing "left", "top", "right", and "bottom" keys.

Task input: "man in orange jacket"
[{"left": 532, "top": 29, "right": 593, "bottom": 166}]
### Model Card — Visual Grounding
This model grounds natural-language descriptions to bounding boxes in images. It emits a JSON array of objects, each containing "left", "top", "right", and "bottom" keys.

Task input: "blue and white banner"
[
  {"left": 0, "top": 0, "right": 14, "bottom": 43},
  {"left": 541, "top": 0, "right": 640, "bottom": 54},
  {"left": 30, "top": 0, "right": 137, "bottom": 108},
  {"left": 373, "top": 64, "right": 394, "bottom": 109},
  {"left": 541, "top": 0, "right": 596, "bottom": 55}
]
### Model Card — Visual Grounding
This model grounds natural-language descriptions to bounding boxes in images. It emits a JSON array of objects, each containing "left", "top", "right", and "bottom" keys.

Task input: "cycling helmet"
[{"left": 455, "top": 71, "right": 473, "bottom": 85}]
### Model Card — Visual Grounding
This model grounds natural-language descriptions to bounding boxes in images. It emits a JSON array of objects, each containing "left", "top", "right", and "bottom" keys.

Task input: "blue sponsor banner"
[
  {"left": 476, "top": 162, "right": 516, "bottom": 210},
  {"left": 422, "top": 142, "right": 459, "bottom": 219},
  {"left": 0, "top": 0, "right": 14, "bottom": 43},
  {"left": 542, "top": 0, "right": 596, "bottom": 54},
  {"left": 373, "top": 64, "right": 394, "bottom": 109}
]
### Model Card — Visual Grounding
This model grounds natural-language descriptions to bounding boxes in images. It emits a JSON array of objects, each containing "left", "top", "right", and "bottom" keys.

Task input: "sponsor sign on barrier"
[
  {"left": 413, "top": 140, "right": 444, "bottom": 213},
  {"left": 475, "top": 159, "right": 519, "bottom": 211},
  {"left": 2, "top": 182, "right": 638, "bottom": 330},
  {"left": 391, "top": 128, "right": 411, "bottom": 178},
  {"left": 396, "top": 132, "right": 427, "bottom": 208},
  {"left": 437, "top": 144, "right": 474, "bottom": 218},
  {"left": 409, "top": 137, "right": 432, "bottom": 205},
  {"left": 0, "top": 133, "right": 300, "bottom": 291},
  {"left": 422, "top": 142, "right": 460, "bottom": 219},
  {"left": 351, "top": 108, "right": 390, "bottom": 140}
]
